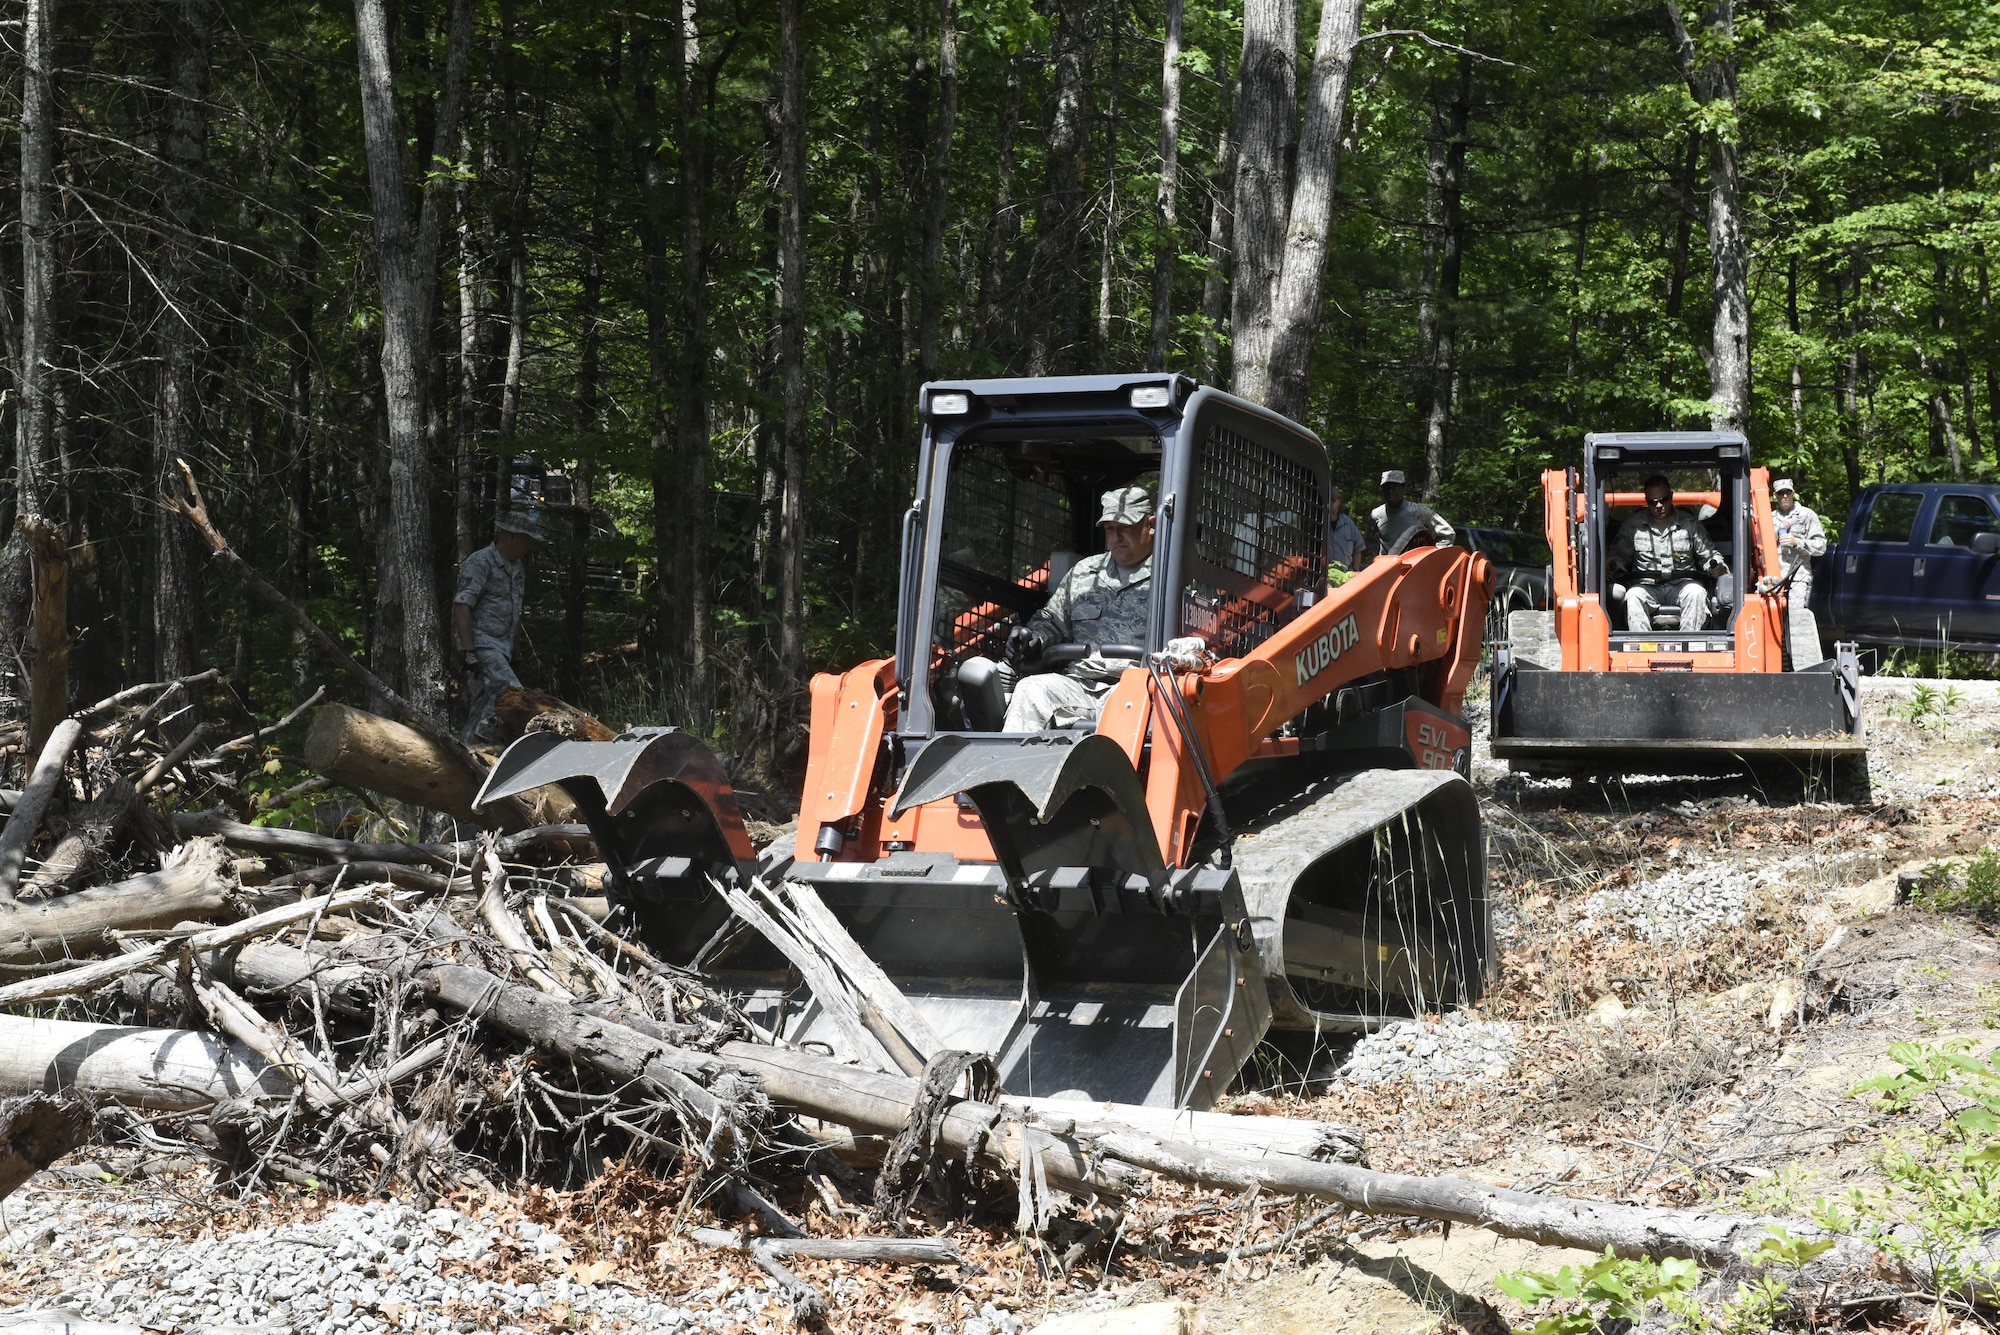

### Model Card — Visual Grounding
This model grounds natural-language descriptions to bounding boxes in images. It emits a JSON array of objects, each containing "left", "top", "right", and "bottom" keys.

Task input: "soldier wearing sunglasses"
[{"left": 1608, "top": 474, "right": 1727, "bottom": 631}]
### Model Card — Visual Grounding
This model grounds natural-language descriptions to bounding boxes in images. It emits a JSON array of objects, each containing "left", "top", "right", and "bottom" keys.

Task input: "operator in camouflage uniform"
[
  {"left": 1771, "top": 478, "right": 1828, "bottom": 601},
  {"left": 1608, "top": 475, "right": 1727, "bottom": 632},
  {"left": 1001, "top": 486, "right": 1202, "bottom": 731},
  {"left": 453, "top": 509, "right": 543, "bottom": 743}
]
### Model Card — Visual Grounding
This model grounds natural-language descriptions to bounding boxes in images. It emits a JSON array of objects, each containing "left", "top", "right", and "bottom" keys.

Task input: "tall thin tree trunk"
[
  {"left": 1419, "top": 57, "right": 1469, "bottom": 504},
  {"left": 454, "top": 125, "right": 485, "bottom": 566},
  {"left": 1096, "top": 10, "right": 1122, "bottom": 367},
  {"left": 352, "top": 0, "right": 474, "bottom": 722},
  {"left": 151, "top": 0, "right": 216, "bottom": 690},
  {"left": 5, "top": 0, "right": 60, "bottom": 644},
  {"left": 1147, "top": 0, "right": 1183, "bottom": 372},
  {"left": 775, "top": 0, "right": 809, "bottom": 711},
  {"left": 676, "top": 0, "right": 712, "bottom": 722},
  {"left": 496, "top": 0, "right": 531, "bottom": 442},
  {"left": 1666, "top": 0, "right": 1749, "bottom": 432},
  {"left": 1257, "top": 0, "right": 1367, "bottom": 420},
  {"left": 917, "top": 0, "right": 958, "bottom": 383},
  {"left": 974, "top": 59, "right": 1023, "bottom": 348},
  {"left": 1026, "top": 0, "right": 1089, "bottom": 375},
  {"left": 567, "top": 66, "right": 615, "bottom": 702},
  {"left": 1226, "top": 0, "right": 1296, "bottom": 403},
  {"left": 1787, "top": 257, "right": 1804, "bottom": 446},
  {"left": 286, "top": 85, "right": 320, "bottom": 685},
  {"left": 1199, "top": 50, "right": 1235, "bottom": 385}
]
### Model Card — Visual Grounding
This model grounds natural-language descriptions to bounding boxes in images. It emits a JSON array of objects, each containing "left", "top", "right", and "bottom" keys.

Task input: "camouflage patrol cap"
[
  {"left": 1098, "top": 485, "right": 1154, "bottom": 525},
  {"left": 1773, "top": 478, "right": 1796, "bottom": 495},
  {"left": 494, "top": 508, "right": 545, "bottom": 540}
]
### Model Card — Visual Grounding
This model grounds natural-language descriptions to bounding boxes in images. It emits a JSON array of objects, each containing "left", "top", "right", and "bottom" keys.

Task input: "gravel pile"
[
  {"left": 1582, "top": 857, "right": 1797, "bottom": 942},
  {"left": 3, "top": 1198, "right": 868, "bottom": 1335},
  {"left": 1338, "top": 1013, "right": 1516, "bottom": 1085}
]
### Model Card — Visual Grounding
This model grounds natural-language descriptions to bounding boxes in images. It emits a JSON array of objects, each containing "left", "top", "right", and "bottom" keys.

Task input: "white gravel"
[
  {"left": 0, "top": 1197, "right": 838, "bottom": 1334},
  {"left": 1582, "top": 854, "right": 1800, "bottom": 943},
  {"left": 1337, "top": 1012, "right": 1516, "bottom": 1085}
]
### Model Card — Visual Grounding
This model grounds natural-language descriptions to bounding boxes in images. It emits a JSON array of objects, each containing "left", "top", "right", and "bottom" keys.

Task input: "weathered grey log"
[
  {"left": 1004, "top": 1096, "right": 1365, "bottom": 1165},
  {"left": 689, "top": 1226, "right": 960, "bottom": 1265},
  {"left": 123, "top": 940, "right": 377, "bottom": 1020},
  {"left": 0, "top": 717, "right": 84, "bottom": 902},
  {"left": 0, "top": 1092, "right": 91, "bottom": 1203},
  {"left": 0, "top": 1015, "right": 291, "bottom": 1110},
  {"left": 171, "top": 811, "right": 593, "bottom": 871},
  {"left": 0, "top": 838, "right": 236, "bottom": 967}
]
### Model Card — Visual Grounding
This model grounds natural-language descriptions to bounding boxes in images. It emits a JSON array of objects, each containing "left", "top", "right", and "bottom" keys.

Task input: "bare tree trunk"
[
  {"left": 286, "top": 85, "right": 321, "bottom": 685},
  {"left": 1257, "top": 0, "right": 1367, "bottom": 421},
  {"left": 454, "top": 118, "right": 489, "bottom": 566},
  {"left": 1199, "top": 50, "right": 1235, "bottom": 385},
  {"left": 1419, "top": 58, "right": 1470, "bottom": 503},
  {"left": 1666, "top": 0, "right": 1749, "bottom": 432},
  {"left": 1226, "top": 0, "right": 1295, "bottom": 403},
  {"left": 675, "top": 0, "right": 713, "bottom": 722},
  {"left": 1787, "top": 256, "right": 1804, "bottom": 445},
  {"left": 1096, "top": 10, "right": 1122, "bottom": 367},
  {"left": 1839, "top": 260, "right": 1865, "bottom": 494},
  {"left": 776, "top": 0, "right": 809, "bottom": 712},
  {"left": 352, "top": 0, "right": 474, "bottom": 723},
  {"left": 18, "top": 518, "right": 67, "bottom": 761},
  {"left": 5, "top": 0, "right": 60, "bottom": 641},
  {"left": 917, "top": 0, "right": 958, "bottom": 383},
  {"left": 566, "top": 68, "right": 615, "bottom": 702},
  {"left": 974, "top": 59, "right": 1023, "bottom": 348},
  {"left": 1026, "top": 0, "right": 1090, "bottom": 375},
  {"left": 496, "top": 0, "right": 531, "bottom": 442},
  {"left": 151, "top": 0, "right": 215, "bottom": 692},
  {"left": 1146, "top": 0, "right": 1183, "bottom": 372}
]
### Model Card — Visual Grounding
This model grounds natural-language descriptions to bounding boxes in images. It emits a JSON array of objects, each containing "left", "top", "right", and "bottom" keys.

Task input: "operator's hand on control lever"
[
  {"left": 1161, "top": 636, "right": 1209, "bottom": 670},
  {"left": 1006, "top": 624, "right": 1048, "bottom": 669}
]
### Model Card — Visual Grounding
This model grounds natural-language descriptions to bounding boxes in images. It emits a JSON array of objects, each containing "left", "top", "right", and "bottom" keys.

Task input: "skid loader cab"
[
  {"left": 1489, "top": 431, "right": 1866, "bottom": 777},
  {"left": 481, "top": 374, "right": 1497, "bottom": 1109}
]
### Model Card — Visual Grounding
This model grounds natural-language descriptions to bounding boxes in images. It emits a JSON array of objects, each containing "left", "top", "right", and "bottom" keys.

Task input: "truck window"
[
  {"left": 1860, "top": 491, "right": 1923, "bottom": 543},
  {"left": 1928, "top": 494, "right": 2000, "bottom": 548}
]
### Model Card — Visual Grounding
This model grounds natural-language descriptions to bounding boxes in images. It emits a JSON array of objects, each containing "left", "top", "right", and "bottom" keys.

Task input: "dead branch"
[
  {"left": 0, "top": 837, "right": 236, "bottom": 966},
  {"left": 0, "top": 716, "right": 83, "bottom": 902},
  {"left": 689, "top": 1224, "right": 960, "bottom": 1264},
  {"left": 0, "top": 1014, "right": 292, "bottom": 1109},
  {"left": 198, "top": 686, "right": 327, "bottom": 765}
]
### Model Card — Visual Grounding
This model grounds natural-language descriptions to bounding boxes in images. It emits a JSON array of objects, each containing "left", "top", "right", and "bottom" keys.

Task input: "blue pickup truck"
[{"left": 1811, "top": 483, "right": 2000, "bottom": 652}]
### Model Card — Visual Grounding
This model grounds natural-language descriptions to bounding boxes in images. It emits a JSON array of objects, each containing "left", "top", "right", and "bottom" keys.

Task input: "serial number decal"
[
  {"left": 1293, "top": 614, "right": 1362, "bottom": 687},
  {"left": 1415, "top": 720, "right": 1456, "bottom": 769}
]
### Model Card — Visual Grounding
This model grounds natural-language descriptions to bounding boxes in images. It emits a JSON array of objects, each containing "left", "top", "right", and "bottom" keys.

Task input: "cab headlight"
[{"left": 930, "top": 391, "right": 971, "bottom": 416}]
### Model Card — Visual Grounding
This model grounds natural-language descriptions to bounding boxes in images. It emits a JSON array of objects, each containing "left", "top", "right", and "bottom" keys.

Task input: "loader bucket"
[
  {"left": 474, "top": 728, "right": 759, "bottom": 960},
  {"left": 1227, "top": 767, "right": 1493, "bottom": 1032},
  {"left": 1488, "top": 645, "right": 1867, "bottom": 777}
]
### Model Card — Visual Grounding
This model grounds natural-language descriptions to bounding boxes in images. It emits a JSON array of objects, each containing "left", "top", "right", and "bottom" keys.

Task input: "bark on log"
[
  {"left": 689, "top": 1226, "right": 960, "bottom": 1265},
  {"left": 123, "top": 940, "right": 376, "bottom": 1019},
  {"left": 0, "top": 1015, "right": 291, "bottom": 1110},
  {"left": 0, "top": 838, "right": 236, "bottom": 966},
  {"left": 174, "top": 808, "right": 460, "bottom": 868},
  {"left": 1002, "top": 1096, "right": 1365, "bottom": 1165},
  {"left": 302, "top": 704, "right": 572, "bottom": 829},
  {"left": 0, "top": 717, "right": 84, "bottom": 901},
  {"left": 0, "top": 1092, "right": 91, "bottom": 1204},
  {"left": 18, "top": 515, "right": 70, "bottom": 763}
]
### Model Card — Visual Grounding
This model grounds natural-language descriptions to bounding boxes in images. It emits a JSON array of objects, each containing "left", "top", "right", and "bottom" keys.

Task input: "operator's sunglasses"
[{"left": 1646, "top": 496, "right": 1673, "bottom": 509}]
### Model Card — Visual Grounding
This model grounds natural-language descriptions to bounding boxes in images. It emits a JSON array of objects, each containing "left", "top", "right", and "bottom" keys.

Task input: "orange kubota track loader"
[
  {"left": 476, "top": 375, "right": 1496, "bottom": 1109},
  {"left": 1489, "top": 431, "right": 1866, "bottom": 779}
]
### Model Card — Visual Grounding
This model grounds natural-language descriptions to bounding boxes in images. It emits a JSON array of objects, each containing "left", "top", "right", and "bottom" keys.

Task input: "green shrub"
[{"left": 1907, "top": 848, "right": 2000, "bottom": 915}]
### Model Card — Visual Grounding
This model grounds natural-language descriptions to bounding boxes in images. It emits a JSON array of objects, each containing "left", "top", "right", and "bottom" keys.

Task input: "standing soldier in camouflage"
[
  {"left": 1771, "top": 478, "right": 1827, "bottom": 600},
  {"left": 1002, "top": 486, "right": 1202, "bottom": 731},
  {"left": 1369, "top": 470, "right": 1455, "bottom": 555},
  {"left": 1609, "top": 474, "right": 1727, "bottom": 631},
  {"left": 453, "top": 509, "right": 543, "bottom": 743}
]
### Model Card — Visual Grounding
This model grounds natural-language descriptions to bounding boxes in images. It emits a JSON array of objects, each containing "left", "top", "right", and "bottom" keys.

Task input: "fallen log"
[
  {"left": 172, "top": 809, "right": 462, "bottom": 869},
  {"left": 1002, "top": 1097, "right": 1365, "bottom": 1165},
  {"left": 0, "top": 838, "right": 236, "bottom": 967},
  {"left": 0, "top": 1092, "right": 91, "bottom": 1204},
  {"left": 688, "top": 1225, "right": 960, "bottom": 1265},
  {"left": 302, "top": 704, "right": 577, "bottom": 831},
  {"left": 0, "top": 1015, "right": 290, "bottom": 1110},
  {"left": 0, "top": 717, "right": 84, "bottom": 902}
]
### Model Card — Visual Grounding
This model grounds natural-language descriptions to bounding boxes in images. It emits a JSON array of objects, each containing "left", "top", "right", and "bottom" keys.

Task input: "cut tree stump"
[{"left": 0, "top": 1092, "right": 91, "bottom": 1203}]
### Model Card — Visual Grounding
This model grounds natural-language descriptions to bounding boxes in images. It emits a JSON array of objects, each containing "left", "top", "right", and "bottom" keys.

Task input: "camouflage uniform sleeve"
[
  {"left": 453, "top": 548, "right": 491, "bottom": 607},
  {"left": 1425, "top": 506, "right": 1456, "bottom": 544},
  {"left": 1029, "top": 561, "right": 1078, "bottom": 641},
  {"left": 1608, "top": 515, "right": 1639, "bottom": 575},
  {"left": 1801, "top": 507, "right": 1829, "bottom": 557}
]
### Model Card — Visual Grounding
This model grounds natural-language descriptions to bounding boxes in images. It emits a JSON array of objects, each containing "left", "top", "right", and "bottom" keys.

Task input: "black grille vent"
[{"left": 1189, "top": 424, "right": 1325, "bottom": 659}]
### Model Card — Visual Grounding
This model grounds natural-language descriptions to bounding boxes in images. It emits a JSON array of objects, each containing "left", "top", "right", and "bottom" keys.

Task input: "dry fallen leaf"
[{"left": 566, "top": 1258, "right": 617, "bottom": 1286}]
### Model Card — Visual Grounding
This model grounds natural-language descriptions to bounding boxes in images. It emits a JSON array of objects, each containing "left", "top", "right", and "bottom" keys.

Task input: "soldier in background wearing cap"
[
  {"left": 1771, "top": 479, "right": 1827, "bottom": 602},
  {"left": 1000, "top": 486, "right": 1204, "bottom": 731},
  {"left": 1369, "top": 470, "right": 1454, "bottom": 557},
  {"left": 454, "top": 509, "right": 542, "bottom": 743}
]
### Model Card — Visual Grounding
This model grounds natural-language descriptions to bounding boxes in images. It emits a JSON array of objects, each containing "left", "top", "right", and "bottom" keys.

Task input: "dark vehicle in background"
[
  {"left": 1811, "top": 483, "right": 2000, "bottom": 653},
  {"left": 1461, "top": 526, "right": 1552, "bottom": 641}
]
